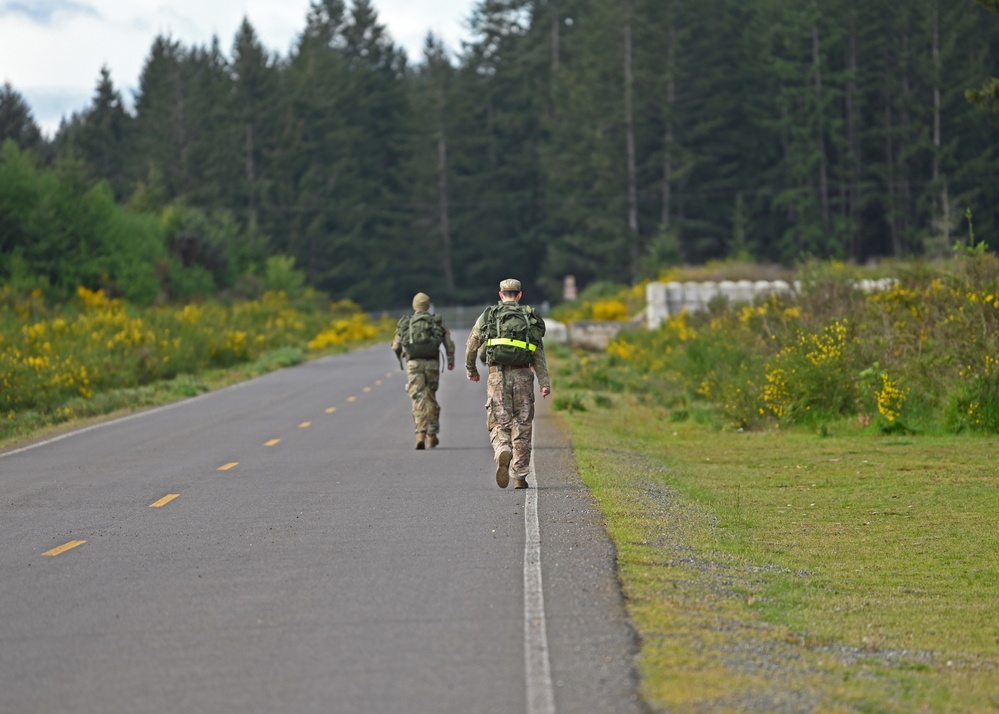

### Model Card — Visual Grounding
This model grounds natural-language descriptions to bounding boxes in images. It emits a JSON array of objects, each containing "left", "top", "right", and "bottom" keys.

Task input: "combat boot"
[
  {"left": 513, "top": 478, "right": 529, "bottom": 489},
  {"left": 495, "top": 450, "right": 511, "bottom": 489},
  {"left": 415, "top": 433, "right": 426, "bottom": 450},
  {"left": 428, "top": 434, "right": 439, "bottom": 448}
]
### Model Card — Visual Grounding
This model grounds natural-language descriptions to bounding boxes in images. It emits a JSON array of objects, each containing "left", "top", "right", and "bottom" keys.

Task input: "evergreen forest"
[{"left": 2, "top": 0, "right": 999, "bottom": 310}]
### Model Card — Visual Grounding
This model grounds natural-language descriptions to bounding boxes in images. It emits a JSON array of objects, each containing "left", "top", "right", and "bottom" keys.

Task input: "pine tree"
[
  {"left": 56, "top": 67, "right": 132, "bottom": 199},
  {"left": 406, "top": 34, "right": 460, "bottom": 296},
  {"left": 0, "top": 83, "right": 45, "bottom": 155},
  {"left": 131, "top": 36, "right": 197, "bottom": 203},
  {"left": 230, "top": 19, "right": 280, "bottom": 227}
]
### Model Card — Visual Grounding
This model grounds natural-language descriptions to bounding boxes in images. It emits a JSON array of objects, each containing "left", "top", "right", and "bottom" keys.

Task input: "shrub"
[
  {"left": 568, "top": 254, "right": 999, "bottom": 434},
  {"left": 0, "top": 287, "right": 389, "bottom": 418}
]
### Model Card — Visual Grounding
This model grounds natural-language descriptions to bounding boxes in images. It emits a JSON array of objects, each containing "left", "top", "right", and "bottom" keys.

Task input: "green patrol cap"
[{"left": 499, "top": 278, "right": 521, "bottom": 292}]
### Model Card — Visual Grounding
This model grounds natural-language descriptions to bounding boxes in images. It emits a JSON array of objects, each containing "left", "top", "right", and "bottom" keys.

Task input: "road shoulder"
[{"left": 534, "top": 400, "right": 650, "bottom": 714}]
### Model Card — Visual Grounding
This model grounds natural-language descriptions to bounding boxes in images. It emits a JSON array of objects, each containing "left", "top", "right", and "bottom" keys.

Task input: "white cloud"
[
  {"left": 0, "top": 0, "right": 474, "bottom": 137},
  {"left": 0, "top": 0, "right": 99, "bottom": 24}
]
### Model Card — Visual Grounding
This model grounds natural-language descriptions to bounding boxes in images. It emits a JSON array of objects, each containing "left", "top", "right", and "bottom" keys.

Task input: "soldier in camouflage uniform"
[
  {"left": 392, "top": 292, "right": 455, "bottom": 449},
  {"left": 465, "top": 279, "right": 551, "bottom": 489}
]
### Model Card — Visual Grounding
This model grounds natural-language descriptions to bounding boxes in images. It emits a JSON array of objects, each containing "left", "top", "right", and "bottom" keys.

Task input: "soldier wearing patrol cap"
[
  {"left": 392, "top": 292, "right": 455, "bottom": 449},
  {"left": 465, "top": 279, "right": 551, "bottom": 489}
]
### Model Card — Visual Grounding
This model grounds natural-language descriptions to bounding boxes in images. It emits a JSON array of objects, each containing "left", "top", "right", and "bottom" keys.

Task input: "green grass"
[{"left": 559, "top": 394, "right": 999, "bottom": 712}]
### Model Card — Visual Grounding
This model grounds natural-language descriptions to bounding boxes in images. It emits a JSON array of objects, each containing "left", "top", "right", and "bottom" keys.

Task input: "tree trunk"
[
  {"left": 899, "top": 18, "right": 913, "bottom": 250},
  {"left": 845, "top": 3, "right": 860, "bottom": 259},
  {"left": 662, "top": 22, "right": 676, "bottom": 230},
  {"left": 811, "top": 19, "right": 831, "bottom": 238},
  {"left": 624, "top": 17, "right": 639, "bottom": 277},
  {"left": 550, "top": 1, "right": 560, "bottom": 73},
  {"left": 884, "top": 76, "right": 900, "bottom": 256},
  {"left": 437, "top": 126, "right": 455, "bottom": 290},
  {"left": 245, "top": 123, "right": 256, "bottom": 219},
  {"left": 931, "top": 0, "right": 950, "bottom": 244}
]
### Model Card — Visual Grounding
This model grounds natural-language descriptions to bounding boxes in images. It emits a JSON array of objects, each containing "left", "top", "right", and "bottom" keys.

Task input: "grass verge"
[{"left": 558, "top": 392, "right": 999, "bottom": 712}]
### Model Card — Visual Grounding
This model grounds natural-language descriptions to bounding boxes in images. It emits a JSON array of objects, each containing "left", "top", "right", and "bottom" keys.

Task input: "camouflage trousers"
[
  {"left": 406, "top": 358, "right": 441, "bottom": 435},
  {"left": 485, "top": 367, "right": 535, "bottom": 480}
]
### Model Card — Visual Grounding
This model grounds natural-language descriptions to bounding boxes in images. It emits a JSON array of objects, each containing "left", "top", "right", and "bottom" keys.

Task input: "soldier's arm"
[
  {"left": 532, "top": 343, "right": 551, "bottom": 395},
  {"left": 442, "top": 323, "right": 456, "bottom": 368},
  {"left": 465, "top": 314, "right": 486, "bottom": 378},
  {"left": 390, "top": 331, "right": 402, "bottom": 356}
]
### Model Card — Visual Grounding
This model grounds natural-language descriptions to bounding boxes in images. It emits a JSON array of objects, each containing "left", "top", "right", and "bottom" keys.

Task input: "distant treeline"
[{"left": 2, "top": 0, "right": 999, "bottom": 309}]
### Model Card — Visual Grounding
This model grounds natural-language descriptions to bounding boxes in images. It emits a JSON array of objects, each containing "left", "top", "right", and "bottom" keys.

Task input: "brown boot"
[
  {"left": 428, "top": 434, "right": 439, "bottom": 448},
  {"left": 495, "top": 450, "right": 511, "bottom": 489},
  {"left": 513, "top": 478, "right": 529, "bottom": 489},
  {"left": 415, "top": 433, "right": 426, "bottom": 450}
]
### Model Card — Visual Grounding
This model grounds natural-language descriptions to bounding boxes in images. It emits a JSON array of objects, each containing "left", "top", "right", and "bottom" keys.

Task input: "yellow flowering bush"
[
  {"left": 596, "top": 253, "right": 999, "bottom": 432},
  {"left": 0, "top": 287, "right": 389, "bottom": 419},
  {"left": 308, "top": 314, "right": 379, "bottom": 350},
  {"left": 591, "top": 299, "right": 629, "bottom": 321},
  {"left": 947, "top": 354, "right": 999, "bottom": 433},
  {"left": 551, "top": 280, "right": 646, "bottom": 322},
  {"left": 876, "top": 372, "right": 906, "bottom": 424}
]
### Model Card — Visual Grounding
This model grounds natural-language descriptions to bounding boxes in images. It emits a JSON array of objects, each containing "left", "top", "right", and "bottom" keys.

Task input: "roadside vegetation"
[
  {"left": 0, "top": 284, "right": 394, "bottom": 448},
  {"left": 550, "top": 253, "right": 999, "bottom": 711}
]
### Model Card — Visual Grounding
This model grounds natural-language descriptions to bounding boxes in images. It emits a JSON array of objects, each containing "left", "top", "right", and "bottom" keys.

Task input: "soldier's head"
[
  {"left": 412, "top": 292, "right": 431, "bottom": 312},
  {"left": 498, "top": 278, "right": 522, "bottom": 303}
]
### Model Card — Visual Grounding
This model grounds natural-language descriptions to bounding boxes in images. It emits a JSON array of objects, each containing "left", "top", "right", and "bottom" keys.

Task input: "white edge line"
[
  {"left": 525, "top": 435, "right": 557, "bottom": 714},
  {"left": 0, "top": 376, "right": 259, "bottom": 460}
]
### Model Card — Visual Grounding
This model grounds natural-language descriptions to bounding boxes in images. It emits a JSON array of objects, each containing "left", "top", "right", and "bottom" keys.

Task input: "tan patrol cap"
[
  {"left": 412, "top": 292, "right": 431, "bottom": 311},
  {"left": 499, "top": 278, "right": 521, "bottom": 292}
]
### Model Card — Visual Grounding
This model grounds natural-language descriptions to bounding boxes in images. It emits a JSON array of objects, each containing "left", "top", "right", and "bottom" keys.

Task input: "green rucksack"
[
  {"left": 399, "top": 312, "right": 444, "bottom": 359},
  {"left": 484, "top": 302, "right": 546, "bottom": 367}
]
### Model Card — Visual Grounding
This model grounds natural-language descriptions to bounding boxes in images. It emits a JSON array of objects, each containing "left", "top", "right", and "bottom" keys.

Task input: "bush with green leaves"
[{"left": 599, "top": 254, "right": 999, "bottom": 434}]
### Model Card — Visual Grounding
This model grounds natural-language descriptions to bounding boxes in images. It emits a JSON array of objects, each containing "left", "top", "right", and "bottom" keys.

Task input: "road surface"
[{"left": 0, "top": 341, "right": 645, "bottom": 714}]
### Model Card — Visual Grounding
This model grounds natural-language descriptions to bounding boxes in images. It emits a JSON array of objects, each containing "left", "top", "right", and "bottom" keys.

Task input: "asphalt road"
[{"left": 0, "top": 341, "right": 645, "bottom": 714}]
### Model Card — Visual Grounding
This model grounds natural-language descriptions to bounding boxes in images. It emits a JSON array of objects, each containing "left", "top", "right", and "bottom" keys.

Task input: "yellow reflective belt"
[{"left": 486, "top": 337, "right": 537, "bottom": 352}]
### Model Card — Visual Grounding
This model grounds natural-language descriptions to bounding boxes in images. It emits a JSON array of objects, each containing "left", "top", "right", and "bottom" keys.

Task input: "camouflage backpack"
[
  {"left": 484, "top": 302, "right": 546, "bottom": 367},
  {"left": 398, "top": 312, "right": 444, "bottom": 359}
]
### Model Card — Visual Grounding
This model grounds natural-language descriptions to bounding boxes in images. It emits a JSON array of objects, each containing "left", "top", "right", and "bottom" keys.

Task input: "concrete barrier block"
[
  {"left": 717, "top": 280, "right": 737, "bottom": 306},
  {"left": 683, "top": 281, "right": 702, "bottom": 312},
  {"left": 543, "top": 318, "right": 569, "bottom": 344},
  {"left": 733, "top": 280, "right": 755, "bottom": 303}
]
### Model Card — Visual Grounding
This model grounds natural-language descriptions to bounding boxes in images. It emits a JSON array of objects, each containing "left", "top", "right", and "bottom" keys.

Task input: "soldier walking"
[
  {"left": 392, "top": 292, "right": 455, "bottom": 449},
  {"left": 465, "top": 279, "right": 551, "bottom": 489}
]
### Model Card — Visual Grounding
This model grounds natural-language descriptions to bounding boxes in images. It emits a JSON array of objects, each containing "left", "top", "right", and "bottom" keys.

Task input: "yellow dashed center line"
[
  {"left": 375, "top": 380, "right": 382, "bottom": 386},
  {"left": 346, "top": 396, "right": 357, "bottom": 403},
  {"left": 363, "top": 386, "right": 372, "bottom": 393},
  {"left": 325, "top": 407, "right": 336, "bottom": 414},
  {"left": 149, "top": 494, "right": 180, "bottom": 508},
  {"left": 43, "top": 540, "right": 86, "bottom": 556},
  {"left": 299, "top": 422, "right": 312, "bottom": 428},
  {"left": 264, "top": 439, "right": 281, "bottom": 446},
  {"left": 218, "top": 462, "right": 239, "bottom": 471}
]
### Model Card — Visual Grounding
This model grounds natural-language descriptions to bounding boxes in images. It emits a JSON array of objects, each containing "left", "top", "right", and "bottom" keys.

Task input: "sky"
[{"left": 0, "top": 0, "right": 477, "bottom": 137}]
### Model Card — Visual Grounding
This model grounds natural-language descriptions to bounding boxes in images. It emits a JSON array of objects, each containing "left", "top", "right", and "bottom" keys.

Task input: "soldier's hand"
[
  {"left": 447, "top": 362, "right": 455, "bottom": 371},
  {"left": 541, "top": 386, "right": 551, "bottom": 399},
  {"left": 468, "top": 374, "right": 480, "bottom": 382}
]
